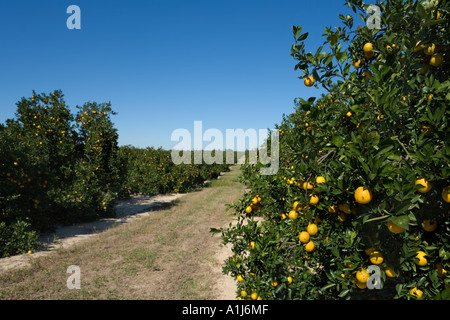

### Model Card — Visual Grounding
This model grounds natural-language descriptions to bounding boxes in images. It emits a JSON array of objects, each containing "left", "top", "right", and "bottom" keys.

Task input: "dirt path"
[{"left": 0, "top": 166, "right": 244, "bottom": 300}]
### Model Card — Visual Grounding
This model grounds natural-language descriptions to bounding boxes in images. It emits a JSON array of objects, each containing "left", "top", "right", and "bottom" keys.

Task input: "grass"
[{"left": 0, "top": 165, "right": 244, "bottom": 300}]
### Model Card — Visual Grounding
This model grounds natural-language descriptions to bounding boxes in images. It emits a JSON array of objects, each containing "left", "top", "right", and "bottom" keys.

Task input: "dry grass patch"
[{"left": 0, "top": 166, "right": 244, "bottom": 300}]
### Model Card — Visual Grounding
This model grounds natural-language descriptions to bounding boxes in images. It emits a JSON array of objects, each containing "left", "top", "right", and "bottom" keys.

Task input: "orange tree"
[
  {"left": 0, "top": 91, "right": 124, "bottom": 257},
  {"left": 216, "top": 0, "right": 450, "bottom": 300}
]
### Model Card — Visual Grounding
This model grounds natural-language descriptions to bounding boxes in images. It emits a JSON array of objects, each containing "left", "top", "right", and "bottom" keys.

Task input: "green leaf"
[
  {"left": 332, "top": 135, "right": 344, "bottom": 148},
  {"left": 390, "top": 215, "right": 410, "bottom": 230}
]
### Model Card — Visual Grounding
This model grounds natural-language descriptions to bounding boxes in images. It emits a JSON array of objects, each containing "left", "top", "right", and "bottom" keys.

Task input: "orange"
[
  {"left": 409, "top": 287, "right": 423, "bottom": 299},
  {"left": 304, "top": 76, "right": 314, "bottom": 87},
  {"left": 355, "top": 281, "right": 367, "bottom": 289},
  {"left": 415, "top": 251, "right": 427, "bottom": 267},
  {"left": 249, "top": 241, "right": 256, "bottom": 250},
  {"left": 299, "top": 231, "right": 310, "bottom": 243},
  {"left": 387, "top": 220, "right": 404, "bottom": 234},
  {"left": 245, "top": 206, "right": 252, "bottom": 214},
  {"left": 429, "top": 53, "right": 443, "bottom": 67},
  {"left": 305, "top": 241, "right": 315, "bottom": 252},
  {"left": 251, "top": 292, "right": 258, "bottom": 300},
  {"left": 437, "top": 263, "right": 447, "bottom": 278},
  {"left": 364, "top": 50, "right": 375, "bottom": 59},
  {"left": 363, "top": 43, "right": 374, "bottom": 53},
  {"left": 316, "top": 176, "right": 326, "bottom": 184},
  {"left": 369, "top": 251, "right": 384, "bottom": 265},
  {"left": 362, "top": 70, "right": 372, "bottom": 80},
  {"left": 328, "top": 205, "right": 337, "bottom": 214},
  {"left": 385, "top": 267, "right": 397, "bottom": 278},
  {"left": 302, "top": 181, "right": 314, "bottom": 190},
  {"left": 237, "top": 274, "right": 244, "bottom": 282},
  {"left": 241, "top": 290, "right": 247, "bottom": 298},
  {"left": 293, "top": 201, "right": 303, "bottom": 211},
  {"left": 415, "top": 178, "right": 431, "bottom": 193},
  {"left": 354, "top": 186, "right": 372, "bottom": 204},
  {"left": 306, "top": 223, "right": 318, "bottom": 236},
  {"left": 287, "top": 276, "right": 293, "bottom": 284},
  {"left": 309, "top": 194, "right": 319, "bottom": 206},
  {"left": 346, "top": 111, "right": 352, "bottom": 117},
  {"left": 423, "top": 43, "right": 435, "bottom": 56},
  {"left": 271, "top": 281, "right": 278, "bottom": 287},
  {"left": 413, "top": 41, "right": 423, "bottom": 53},
  {"left": 423, "top": 219, "right": 437, "bottom": 232},
  {"left": 288, "top": 210, "right": 298, "bottom": 220},
  {"left": 356, "top": 269, "right": 370, "bottom": 283},
  {"left": 443, "top": 186, "right": 450, "bottom": 203}
]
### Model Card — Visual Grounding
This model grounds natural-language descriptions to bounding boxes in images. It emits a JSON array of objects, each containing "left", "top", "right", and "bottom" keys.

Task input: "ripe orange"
[
  {"left": 237, "top": 274, "right": 244, "bottom": 282},
  {"left": 443, "top": 186, "right": 450, "bottom": 203},
  {"left": 288, "top": 210, "right": 298, "bottom": 220},
  {"left": 415, "top": 178, "right": 431, "bottom": 193},
  {"left": 423, "top": 219, "right": 437, "bottom": 232},
  {"left": 354, "top": 186, "right": 372, "bottom": 204},
  {"left": 409, "top": 287, "right": 423, "bottom": 299},
  {"left": 346, "top": 111, "right": 352, "bottom": 117},
  {"left": 385, "top": 267, "right": 397, "bottom": 278},
  {"left": 363, "top": 43, "right": 374, "bottom": 53},
  {"left": 355, "top": 281, "right": 367, "bottom": 289},
  {"left": 302, "top": 181, "right": 314, "bottom": 190},
  {"left": 369, "top": 251, "right": 384, "bottom": 265},
  {"left": 306, "top": 223, "right": 318, "bottom": 236},
  {"left": 245, "top": 206, "right": 252, "bottom": 214},
  {"left": 287, "top": 276, "right": 293, "bottom": 284},
  {"left": 299, "top": 231, "right": 310, "bottom": 243},
  {"left": 387, "top": 220, "right": 405, "bottom": 234},
  {"left": 293, "top": 201, "right": 303, "bottom": 211},
  {"left": 241, "top": 290, "right": 247, "bottom": 298},
  {"left": 305, "top": 241, "right": 315, "bottom": 252},
  {"left": 356, "top": 269, "right": 369, "bottom": 283},
  {"left": 362, "top": 70, "right": 372, "bottom": 80},
  {"left": 429, "top": 53, "right": 443, "bottom": 66},
  {"left": 309, "top": 194, "right": 319, "bottom": 206},
  {"left": 271, "top": 280, "right": 278, "bottom": 287},
  {"left": 249, "top": 241, "right": 256, "bottom": 250},
  {"left": 304, "top": 76, "right": 314, "bottom": 87},
  {"left": 423, "top": 43, "right": 435, "bottom": 56},
  {"left": 328, "top": 205, "right": 337, "bottom": 214},
  {"left": 251, "top": 292, "right": 258, "bottom": 300},
  {"left": 316, "top": 176, "right": 326, "bottom": 184},
  {"left": 415, "top": 251, "right": 428, "bottom": 266}
]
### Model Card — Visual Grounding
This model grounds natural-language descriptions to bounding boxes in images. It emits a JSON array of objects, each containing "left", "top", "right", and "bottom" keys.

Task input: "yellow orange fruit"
[
  {"left": 245, "top": 206, "right": 252, "bottom": 214},
  {"left": 385, "top": 267, "right": 397, "bottom": 278},
  {"left": 305, "top": 241, "right": 315, "bottom": 252},
  {"left": 356, "top": 281, "right": 367, "bottom": 289},
  {"left": 287, "top": 276, "right": 293, "bottom": 284},
  {"left": 328, "top": 205, "right": 337, "bottom": 214},
  {"left": 423, "top": 43, "right": 435, "bottom": 55},
  {"left": 369, "top": 251, "right": 384, "bottom": 265},
  {"left": 409, "top": 287, "right": 423, "bottom": 299},
  {"left": 442, "top": 186, "right": 450, "bottom": 203},
  {"left": 354, "top": 186, "right": 372, "bottom": 204},
  {"left": 362, "top": 70, "right": 372, "bottom": 80},
  {"left": 251, "top": 292, "right": 258, "bottom": 300},
  {"left": 237, "top": 274, "right": 244, "bottom": 282},
  {"left": 309, "top": 194, "right": 319, "bottom": 206},
  {"left": 288, "top": 210, "right": 298, "bottom": 220},
  {"left": 346, "top": 111, "right": 352, "bottom": 117},
  {"left": 429, "top": 53, "right": 443, "bottom": 67},
  {"left": 363, "top": 43, "right": 374, "bottom": 53},
  {"left": 306, "top": 223, "right": 318, "bottom": 236},
  {"left": 356, "top": 269, "right": 370, "bottom": 283},
  {"left": 316, "top": 176, "right": 326, "bottom": 184},
  {"left": 387, "top": 220, "right": 405, "bottom": 234},
  {"left": 299, "top": 231, "right": 310, "bottom": 243},
  {"left": 415, "top": 251, "right": 428, "bottom": 267},
  {"left": 415, "top": 178, "right": 431, "bottom": 193},
  {"left": 423, "top": 219, "right": 437, "bottom": 232},
  {"left": 304, "top": 76, "right": 314, "bottom": 87}
]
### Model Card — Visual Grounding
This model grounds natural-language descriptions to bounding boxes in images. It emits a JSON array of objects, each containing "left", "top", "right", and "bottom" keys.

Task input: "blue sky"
[{"left": 0, "top": 0, "right": 353, "bottom": 150}]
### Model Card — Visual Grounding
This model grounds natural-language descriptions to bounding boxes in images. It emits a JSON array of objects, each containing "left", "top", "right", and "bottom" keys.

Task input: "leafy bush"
[{"left": 217, "top": 0, "right": 450, "bottom": 300}]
